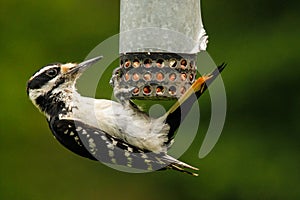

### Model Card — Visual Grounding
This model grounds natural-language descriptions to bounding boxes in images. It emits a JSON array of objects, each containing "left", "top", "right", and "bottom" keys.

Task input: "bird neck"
[{"left": 34, "top": 86, "right": 79, "bottom": 120}]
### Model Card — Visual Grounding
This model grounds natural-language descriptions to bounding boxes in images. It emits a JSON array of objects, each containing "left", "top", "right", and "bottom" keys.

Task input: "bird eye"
[{"left": 46, "top": 69, "right": 58, "bottom": 77}]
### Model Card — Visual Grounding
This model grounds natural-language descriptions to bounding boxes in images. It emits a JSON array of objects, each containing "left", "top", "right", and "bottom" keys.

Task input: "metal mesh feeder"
[
  {"left": 117, "top": 53, "right": 197, "bottom": 100},
  {"left": 113, "top": 0, "right": 207, "bottom": 103}
]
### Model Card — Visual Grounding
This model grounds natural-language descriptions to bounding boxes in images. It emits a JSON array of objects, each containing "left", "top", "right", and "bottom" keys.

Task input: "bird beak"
[{"left": 67, "top": 56, "right": 103, "bottom": 75}]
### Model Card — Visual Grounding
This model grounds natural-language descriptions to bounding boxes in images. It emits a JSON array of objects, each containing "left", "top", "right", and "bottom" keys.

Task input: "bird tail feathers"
[{"left": 162, "top": 155, "right": 199, "bottom": 176}]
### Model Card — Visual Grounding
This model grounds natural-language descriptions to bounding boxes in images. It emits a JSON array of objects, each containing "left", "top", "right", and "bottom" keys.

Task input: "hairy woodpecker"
[{"left": 26, "top": 56, "right": 225, "bottom": 176}]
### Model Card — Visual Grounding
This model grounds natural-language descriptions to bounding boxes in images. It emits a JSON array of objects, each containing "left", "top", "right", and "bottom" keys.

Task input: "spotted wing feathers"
[{"left": 49, "top": 117, "right": 198, "bottom": 176}]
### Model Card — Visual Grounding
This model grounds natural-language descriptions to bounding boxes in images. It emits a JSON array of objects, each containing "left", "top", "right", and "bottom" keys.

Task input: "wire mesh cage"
[{"left": 116, "top": 53, "right": 197, "bottom": 100}]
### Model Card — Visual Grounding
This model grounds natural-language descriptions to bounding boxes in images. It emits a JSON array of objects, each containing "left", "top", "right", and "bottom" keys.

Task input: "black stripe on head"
[{"left": 26, "top": 65, "right": 61, "bottom": 95}]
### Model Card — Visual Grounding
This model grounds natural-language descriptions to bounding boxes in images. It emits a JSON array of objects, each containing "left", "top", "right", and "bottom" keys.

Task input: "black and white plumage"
[{"left": 26, "top": 56, "right": 225, "bottom": 176}]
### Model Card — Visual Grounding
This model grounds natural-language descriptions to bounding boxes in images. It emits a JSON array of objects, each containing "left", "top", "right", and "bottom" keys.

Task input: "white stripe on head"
[
  {"left": 28, "top": 76, "right": 60, "bottom": 100},
  {"left": 30, "top": 64, "right": 60, "bottom": 81}
]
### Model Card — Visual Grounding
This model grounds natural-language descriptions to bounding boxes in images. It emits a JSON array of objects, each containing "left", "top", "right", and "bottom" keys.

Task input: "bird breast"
[{"left": 71, "top": 96, "right": 170, "bottom": 153}]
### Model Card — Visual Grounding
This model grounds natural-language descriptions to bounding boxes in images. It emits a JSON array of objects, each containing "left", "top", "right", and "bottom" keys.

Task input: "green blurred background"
[{"left": 1, "top": 0, "right": 299, "bottom": 199}]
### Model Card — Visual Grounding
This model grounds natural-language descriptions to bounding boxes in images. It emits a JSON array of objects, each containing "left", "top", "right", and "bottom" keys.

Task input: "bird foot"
[
  {"left": 109, "top": 66, "right": 123, "bottom": 87},
  {"left": 114, "top": 87, "right": 135, "bottom": 105}
]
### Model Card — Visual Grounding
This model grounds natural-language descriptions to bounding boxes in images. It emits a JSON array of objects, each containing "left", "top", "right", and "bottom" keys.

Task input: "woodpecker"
[{"left": 27, "top": 56, "right": 225, "bottom": 176}]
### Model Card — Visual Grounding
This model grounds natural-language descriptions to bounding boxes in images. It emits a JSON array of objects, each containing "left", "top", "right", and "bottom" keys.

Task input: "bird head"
[{"left": 27, "top": 56, "right": 102, "bottom": 116}]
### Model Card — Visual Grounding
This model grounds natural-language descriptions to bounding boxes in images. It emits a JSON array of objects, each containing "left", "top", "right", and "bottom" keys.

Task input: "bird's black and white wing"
[{"left": 49, "top": 117, "right": 198, "bottom": 176}]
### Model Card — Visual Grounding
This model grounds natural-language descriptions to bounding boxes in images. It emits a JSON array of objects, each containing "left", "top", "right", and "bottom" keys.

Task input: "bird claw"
[
  {"left": 128, "top": 87, "right": 136, "bottom": 93},
  {"left": 109, "top": 74, "right": 118, "bottom": 87},
  {"left": 114, "top": 87, "right": 135, "bottom": 105},
  {"left": 110, "top": 66, "right": 135, "bottom": 104},
  {"left": 110, "top": 66, "right": 123, "bottom": 87}
]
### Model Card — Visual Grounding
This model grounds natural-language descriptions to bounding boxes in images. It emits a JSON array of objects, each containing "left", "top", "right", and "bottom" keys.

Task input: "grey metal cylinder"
[{"left": 119, "top": 0, "right": 208, "bottom": 54}]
